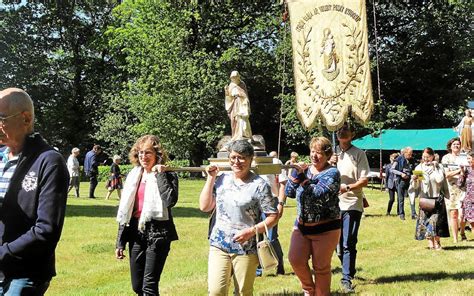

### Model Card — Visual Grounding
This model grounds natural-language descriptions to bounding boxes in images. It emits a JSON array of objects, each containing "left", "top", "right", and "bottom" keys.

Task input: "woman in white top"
[
  {"left": 67, "top": 147, "right": 80, "bottom": 197},
  {"left": 441, "top": 137, "right": 467, "bottom": 242},
  {"left": 413, "top": 148, "right": 450, "bottom": 250}
]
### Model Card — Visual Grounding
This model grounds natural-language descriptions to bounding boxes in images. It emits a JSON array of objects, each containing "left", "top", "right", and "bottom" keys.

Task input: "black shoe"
[
  {"left": 400, "top": 215, "right": 405, "bottom": 220},
  {"left": 411, "top": 215, "right": 417, "bottom": 220},
  {"left": 386, "top": 212, "right": 391, "bottom": 216},
  {"left": 276, "top": 268, "right": 285, "bottom": 275},
  {"left": 341, "top": 281, "right": 355, "bottom": 293},
  {"left": 89, "top": 196, "right": 96, "bottom": 199}
]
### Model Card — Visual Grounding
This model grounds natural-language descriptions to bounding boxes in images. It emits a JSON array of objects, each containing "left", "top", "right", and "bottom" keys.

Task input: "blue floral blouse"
[
  {"left": 285, "top": 166, "right": 341, "bottom": 223},
  {"left": 209, "top": 172, "right": 277, "bottom": 255}
]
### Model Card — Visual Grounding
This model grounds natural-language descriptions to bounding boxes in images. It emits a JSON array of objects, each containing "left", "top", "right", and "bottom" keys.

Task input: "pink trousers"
[{"left": 288, "top": 228, "right": 341, "bottom": 296}]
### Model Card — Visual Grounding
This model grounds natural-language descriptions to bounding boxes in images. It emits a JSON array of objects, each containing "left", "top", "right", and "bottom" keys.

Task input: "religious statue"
[
  {"left": 224, "top": 71, "right": 253, "bottom": 141},
  {"left": 320, "top": 28, "right": 340, "bottom": 81},
  {"left": 455, "top": 109, "right": 473, "bottom": 152}
]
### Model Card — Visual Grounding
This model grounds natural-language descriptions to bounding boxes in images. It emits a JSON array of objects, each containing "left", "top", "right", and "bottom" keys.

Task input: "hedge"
[{"left": 80, "top": 159, "right": 193, "bottom": 182}]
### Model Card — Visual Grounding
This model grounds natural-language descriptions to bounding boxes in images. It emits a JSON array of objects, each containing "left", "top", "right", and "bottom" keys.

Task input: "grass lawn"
[{"left": 48, "top": 180, "right": 474, "bottom": 295}]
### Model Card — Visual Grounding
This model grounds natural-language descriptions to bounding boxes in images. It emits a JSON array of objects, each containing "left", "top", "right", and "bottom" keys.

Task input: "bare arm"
[
  {"left": 199, "top": 165, "right": 218, "bottom": 212},
  {"left": 277, "top": 180, "right": 287, "bottom": 218},
  {"left": 341, "top": 177, "right": 368, "bottom": 193}
]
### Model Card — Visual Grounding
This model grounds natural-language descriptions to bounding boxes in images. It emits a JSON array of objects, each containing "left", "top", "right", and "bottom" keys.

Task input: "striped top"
[{"left": 0, "top": 148, "right": 20, "bottom": 205}]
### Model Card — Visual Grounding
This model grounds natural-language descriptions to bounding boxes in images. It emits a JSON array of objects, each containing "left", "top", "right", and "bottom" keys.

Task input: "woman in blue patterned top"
[
  {"left": 285, "top": 136, "right": 341, "bottom": 296},
  {"left": 199, "top": 140, "right": 278, "bottom": 296}
]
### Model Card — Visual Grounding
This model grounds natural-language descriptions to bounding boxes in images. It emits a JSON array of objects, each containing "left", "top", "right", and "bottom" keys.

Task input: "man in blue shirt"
[
  {"left": 84, "top": 145, "right": 102, "bottom": 199},
  {"left": 0, "top": 88, "right": 68, "bottom": 295}
]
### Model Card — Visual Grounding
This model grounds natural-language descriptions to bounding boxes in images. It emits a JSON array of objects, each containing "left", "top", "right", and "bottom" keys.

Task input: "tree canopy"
[{"left": 0, "top": 1, "right": 472, "bottom": 161}]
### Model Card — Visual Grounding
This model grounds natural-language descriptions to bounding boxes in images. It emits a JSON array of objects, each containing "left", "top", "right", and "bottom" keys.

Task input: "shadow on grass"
[
  {"left": 374, "top": 271, "right": 474, "bottom": 283},
  {"left": 440, "top": 245, "right": 474, "bottom": 251},
  {"left": 173, "top": 206, "right": 208, "bottom": 218},
  {"left": 259, "top": 291, "right": 302, "bottom": 296},
  {"left": 66, "top": 204, "right": 117, "bottom": 217},
  {"left": 66, "top": 204, "right": 207, "bottom": 218},
  {"left": 363, "top": 214, "right": 384, "bottom": 218},
  {"left": 259, "top": 290, "right": 354, "bottom": 296}
]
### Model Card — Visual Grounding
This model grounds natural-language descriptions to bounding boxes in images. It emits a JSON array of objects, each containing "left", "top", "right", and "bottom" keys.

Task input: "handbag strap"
[{"left": 254, "top": 221, "right": 270, "bottom": 242}]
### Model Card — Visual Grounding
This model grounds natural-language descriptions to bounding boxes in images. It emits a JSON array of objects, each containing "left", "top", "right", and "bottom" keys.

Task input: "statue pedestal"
[
  {"left": 209, "top": 134, "right": 279, "bottom": 174},
  {"left": 216, "top": 134, "right": 267, "bottom": 156}
]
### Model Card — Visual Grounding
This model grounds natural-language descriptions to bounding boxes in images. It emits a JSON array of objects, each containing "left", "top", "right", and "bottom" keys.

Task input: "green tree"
[
  {"left": 0, "top": 2, "right": 117, "bottom": 152},
  {"left": 98, "top": 0, "right": 283, "bottom": 164},
  {"left": 366, "top": 1, "right": 473, "bottom": 128}
]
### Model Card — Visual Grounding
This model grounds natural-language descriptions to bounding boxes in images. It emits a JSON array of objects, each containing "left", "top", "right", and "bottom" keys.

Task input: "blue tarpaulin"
[{"left": 352, "top": 128, "right": 458, "bottom": 151}]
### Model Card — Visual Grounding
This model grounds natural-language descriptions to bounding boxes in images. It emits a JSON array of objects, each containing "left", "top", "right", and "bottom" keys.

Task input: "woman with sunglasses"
[
  {"left": 200, "top": 140, "right": 278, "bottom": 296},
  {"left": 115, "top": 135, "right": 178, "bottom": 295}
]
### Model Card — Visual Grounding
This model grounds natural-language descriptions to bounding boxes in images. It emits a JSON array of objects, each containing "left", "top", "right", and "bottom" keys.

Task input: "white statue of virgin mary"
[{"left": 224, "top": 71, "right": 252, "bottom": 141}]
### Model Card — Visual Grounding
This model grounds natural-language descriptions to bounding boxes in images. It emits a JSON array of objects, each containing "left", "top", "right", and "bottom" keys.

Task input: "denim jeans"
[
  {"left": 338, "top": 210, "right": 362, "bottom": 283},
  {"left": 0, "top": 278, "right": 49, "bottom": 296}
]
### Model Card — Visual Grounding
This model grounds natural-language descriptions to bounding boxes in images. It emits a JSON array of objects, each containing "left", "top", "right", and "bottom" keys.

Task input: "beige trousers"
[{"left": 208, "top": 246, "right": 259, "bottom": 296}]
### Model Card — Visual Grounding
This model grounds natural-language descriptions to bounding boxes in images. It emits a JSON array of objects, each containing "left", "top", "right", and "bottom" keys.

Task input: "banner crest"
[{"left": 288, "top": 0, "right": 374, "bottom": 131}]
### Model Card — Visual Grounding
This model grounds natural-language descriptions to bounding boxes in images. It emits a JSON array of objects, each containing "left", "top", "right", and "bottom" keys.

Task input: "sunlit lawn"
[{"left": 48, "top": 180, "right": 474, "bottom": 295}]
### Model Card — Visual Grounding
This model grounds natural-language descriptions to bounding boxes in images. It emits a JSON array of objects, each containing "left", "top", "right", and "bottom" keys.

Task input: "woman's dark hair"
[
  {"left": 228, "top": 140, "right": 254, "bottom": 157},
  {"left": 423, "top": 147, "right": 435, "bottom": 156},
  {"left": 129, "top": 135, "right": 169, "bottom": 166},
  {"left": 446, "top": 137, "right": 460, "bottom": 153}
]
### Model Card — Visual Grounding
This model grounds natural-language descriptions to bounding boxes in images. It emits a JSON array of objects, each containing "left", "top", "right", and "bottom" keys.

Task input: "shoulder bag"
[
  {"left": 255, "top": 222, "right": 278, "bottom": 271},
  {"left": 419, "top": 197, "right": 436, "bottom": 213}
]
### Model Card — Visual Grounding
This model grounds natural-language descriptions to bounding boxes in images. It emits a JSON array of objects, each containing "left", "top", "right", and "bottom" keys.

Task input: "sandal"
[
  {"left": 461, "top": 233, "right": 467, "bottom": 241},
  {"left": 434, "top": 243, "right": 442, "bottom": 250}
]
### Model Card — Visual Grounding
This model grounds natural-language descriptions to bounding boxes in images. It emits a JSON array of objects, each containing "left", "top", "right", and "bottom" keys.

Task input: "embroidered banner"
[{"left": 287, "top": 0, "right": 373, "bottom": 131}]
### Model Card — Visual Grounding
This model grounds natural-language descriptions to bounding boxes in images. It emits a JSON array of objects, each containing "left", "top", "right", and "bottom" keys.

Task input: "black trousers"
[
  {"left": 129, "top": 236, "right": 171, "bottom": 296},
  {"left": 88, "top": 174, "right": 98, "bottom": 198},
  {"left": 386, "top": 188, "right": 396, "bottom": 214},
  {"left": 397, "top": 181, "right": 409, "bottom": 217}
]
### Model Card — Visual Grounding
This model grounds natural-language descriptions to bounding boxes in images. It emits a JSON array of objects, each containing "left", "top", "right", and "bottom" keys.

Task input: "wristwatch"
[
  {"left": 278, "top": 201, "right": 285, "bottom": 206},
  {"left": 346, "top": 184, "right": 351, "bottom": 192}
]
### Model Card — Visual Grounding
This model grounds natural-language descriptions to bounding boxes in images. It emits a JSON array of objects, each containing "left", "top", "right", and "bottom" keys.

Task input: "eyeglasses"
[
  {"left": 138, "top": 150, "right": 160, "bottom": 157},
  {"left": 229, "top": 155, "right": 249, "bottom": 162},
  {"left": 0, "top": 112, "right": 22, "bottom": 126}
]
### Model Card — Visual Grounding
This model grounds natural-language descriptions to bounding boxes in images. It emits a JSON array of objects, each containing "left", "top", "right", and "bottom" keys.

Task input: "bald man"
[{"left": 0, "top": 88, "right": 68, "bottom": 295}]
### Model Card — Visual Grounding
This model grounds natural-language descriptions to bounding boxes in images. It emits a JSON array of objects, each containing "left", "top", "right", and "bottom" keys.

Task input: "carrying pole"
[
  {"left": 277, "top": 1, "right": 289, "bottom": 157},
  {"left": 159, "top": 164, "right": 296, "bottom": 175}
]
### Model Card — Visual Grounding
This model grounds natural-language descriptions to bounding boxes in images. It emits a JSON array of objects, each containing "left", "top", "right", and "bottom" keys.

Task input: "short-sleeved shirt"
[
  {"left": 336, "top": 145, "right": 370, "bottom": 212},
  {"left": 209, "top": 172, "right": 277, "bottom": 255},
  {"left": 260, "top": 158, "right": 288, "bottom": 197}
]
